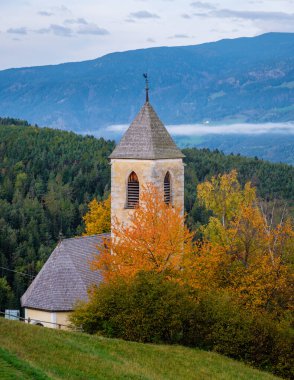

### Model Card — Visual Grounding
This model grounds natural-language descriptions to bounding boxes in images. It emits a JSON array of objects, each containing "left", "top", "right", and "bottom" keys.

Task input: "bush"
[
  {"left": 71, "top": 271, "right": 194, "bottom": 344},
  {"left": 184, "top": 291, "right": 293, "bottom": 379},
  {"left": 71, "top": 273, "right": 293, "bottom": 379}
]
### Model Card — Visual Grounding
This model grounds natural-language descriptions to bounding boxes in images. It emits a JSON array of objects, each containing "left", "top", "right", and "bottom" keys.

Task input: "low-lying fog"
[
  {"left": 81, "top": 122, "right": 294, "bottom": 165},
  {"left": 104, "top": 122, "right": 294, "bottom": 138}
]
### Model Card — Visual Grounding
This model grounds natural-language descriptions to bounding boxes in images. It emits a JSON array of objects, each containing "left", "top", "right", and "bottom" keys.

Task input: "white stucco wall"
[{"left": 25, "top": 308, "right": 71, "bottom": 330}]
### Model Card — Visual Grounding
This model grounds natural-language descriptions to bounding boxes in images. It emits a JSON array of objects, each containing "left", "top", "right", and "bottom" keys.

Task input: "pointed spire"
[
  {"left": 143, "top": 73, "right": 149, "bottom": 103},
  {"left": 109, "top": 76, "right": 185, "bottom": 160},
  {"left": 109, "top": 102, "right": 185, "bottom": 160}
]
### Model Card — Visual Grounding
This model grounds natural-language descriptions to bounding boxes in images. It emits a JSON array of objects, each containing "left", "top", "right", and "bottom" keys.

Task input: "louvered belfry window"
[
  {"left": 164, "top": 172, "right": 171, "bottom": 205},
  {"left": 127, "top": 171, "right": 139, "bottom": 208}
]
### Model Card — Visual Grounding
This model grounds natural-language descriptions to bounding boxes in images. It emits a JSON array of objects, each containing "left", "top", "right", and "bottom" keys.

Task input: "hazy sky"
[{"left": 1, "top": 0, "right": 293, "bottom": 70}]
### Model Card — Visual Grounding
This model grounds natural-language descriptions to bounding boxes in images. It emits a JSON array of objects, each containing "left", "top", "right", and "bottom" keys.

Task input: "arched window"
[
  {"left": 127, "top": 171, "right": 139, "bottom": 208},
  {"left": 164, "top": 172, "right": 171, "bottom": 205}
]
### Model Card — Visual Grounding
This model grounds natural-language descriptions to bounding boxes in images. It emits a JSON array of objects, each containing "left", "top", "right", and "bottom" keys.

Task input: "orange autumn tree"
[
  {"left": 92, "top": 183, "right": 194, "bottom": 282},
  {"left": 184, "top": 170, "right": 294, "bottom": 314},
  {"left": 83, "top": 195, "right": 111, "bottom": 235}
]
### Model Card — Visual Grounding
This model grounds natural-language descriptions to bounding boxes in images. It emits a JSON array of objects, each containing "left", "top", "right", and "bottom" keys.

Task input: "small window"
[
  {"left": 127, "top": 171, "right": 139, "bottom": 208},
  {"left": 164, "top": 172, "right": 171, "bottom": 205}
]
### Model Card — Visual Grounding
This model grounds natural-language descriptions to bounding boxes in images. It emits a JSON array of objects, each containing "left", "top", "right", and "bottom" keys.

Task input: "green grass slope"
[
  {"left": 0, "top": 347, "right": 49, "bottom": 380},
  {"left": 0, "top": 319, "right": 281, "bottom": 380}
]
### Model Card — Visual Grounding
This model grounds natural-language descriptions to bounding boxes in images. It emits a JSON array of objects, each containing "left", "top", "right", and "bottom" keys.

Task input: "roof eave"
[
  {"left": 109, "top": 154, "right": 185, "bottom": 160},
  {"left": 21, "top": 306, "right": 74, "bottom": 312}
]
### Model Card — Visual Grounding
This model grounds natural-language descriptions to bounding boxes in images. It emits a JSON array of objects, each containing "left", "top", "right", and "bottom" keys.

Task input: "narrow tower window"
[
  {"left": 164, "top": 172, "right": 171, "bottom": 205},
  {"left": 127, "top": 171, "right": 139, "bottom": 208}
]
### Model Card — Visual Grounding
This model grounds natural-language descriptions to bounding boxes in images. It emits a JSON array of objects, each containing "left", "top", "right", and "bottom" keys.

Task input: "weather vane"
[{"left": 143, "top": 73, "right": 149, "bottom": 102}]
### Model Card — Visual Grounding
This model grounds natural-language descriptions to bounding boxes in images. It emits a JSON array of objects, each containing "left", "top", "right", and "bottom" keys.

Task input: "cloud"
[
  {"left": 129, "top": 10, "right": 160, "bottom": 19},
  {"left": 7, "top": 27, "right": 28, "bottom": 35},
  {"left": 35, "top": 24, "right": 73, "bottom": 37},
  {"left": 34, "top": 28, "right": 49, "bottom": 34},
  {"left": 187, "top": 7, "right": 294, "bottom": 30},
  {"left": 193, "top": 12, "right": 209, "bottom": 17},
  {"left": 211, "top": 9, "right": 294, "bottom": 22},
  {"left": 77, "top": 24, "right": 109, "bottom": 35},
  {"left": 190, "top": 1, "right": 216, "bottom": 10},
  {"left": 168, "top": 34, "right": 191, "bottom": 39},
  {"left": 106, "top": 123, "right": 294, "bottom": 136},
  {"left": 51, "top": 5, "right": 71, "bottom": 15},
  {"left": 8, "top": 20, "right": 109, "bottom": 39},
  {"left": 167, "top": 123, "right": 294, "bottom": 136},
  {"left": 38, "top": 11, "right": 54, "bottom": 16},
  {"left": 106, "top": 124, "right": 128, "bottom": 133},
  {"left": 64, "top": 18, "right": 88, "bottom": 25},
  {"left": 49, "top": 24, "right": 73, "bottom": 36}
]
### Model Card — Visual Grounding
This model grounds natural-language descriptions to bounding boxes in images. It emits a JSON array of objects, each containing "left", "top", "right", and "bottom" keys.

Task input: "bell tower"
[{"left": 109, "top": 77, "right": 185, "bottom": 234}]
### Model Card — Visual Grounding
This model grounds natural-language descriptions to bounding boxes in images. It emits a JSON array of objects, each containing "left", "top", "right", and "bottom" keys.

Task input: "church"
[{"left": 21, "top": 85, "right": 185, "bottom": 328}]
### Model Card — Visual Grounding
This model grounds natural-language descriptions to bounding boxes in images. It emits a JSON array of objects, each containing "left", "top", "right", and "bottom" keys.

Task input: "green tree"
[{"left": 0, "top": 277, "right": 13, "bottom": 309}]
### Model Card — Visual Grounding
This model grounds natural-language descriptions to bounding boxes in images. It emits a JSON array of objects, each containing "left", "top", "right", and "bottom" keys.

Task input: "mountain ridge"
[
  {"left": 2, "top": 32, "right": 292, "bottom": 72},
  {"left": 0, "top": 32, "right": 293, "bottom": 131}
]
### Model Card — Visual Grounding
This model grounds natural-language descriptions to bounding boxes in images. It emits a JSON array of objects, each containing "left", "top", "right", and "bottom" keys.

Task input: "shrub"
[
  {"left": 71, "top": 271, "right": 194, "bottom": 344},
  {"left": 184, "top": 291, "right": 293, "bottom": 379}
]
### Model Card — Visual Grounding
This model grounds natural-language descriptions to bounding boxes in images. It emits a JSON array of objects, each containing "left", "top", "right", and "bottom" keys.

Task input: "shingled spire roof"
[{"left": 109, "top": 101, "right": 185, "bottom": 160}]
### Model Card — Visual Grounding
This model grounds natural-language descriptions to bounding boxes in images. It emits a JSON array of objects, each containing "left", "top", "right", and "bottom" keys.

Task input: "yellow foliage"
[
  {"left": 83, "top": 196, "right": 111, "bottom": 235},
  {"left": 182, "top": 241, "right": 230, "bottom": 291},
  {"left": 187, "top": 170, "right": 294, "bottom": 315},
  {"left": 197, "top": 169, "right": 256, "bottom": 227}
]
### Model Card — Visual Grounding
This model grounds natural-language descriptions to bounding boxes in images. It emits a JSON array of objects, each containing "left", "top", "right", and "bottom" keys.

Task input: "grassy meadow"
[{"left": 0, "top": 318, "right": 282, "bottom": 380}]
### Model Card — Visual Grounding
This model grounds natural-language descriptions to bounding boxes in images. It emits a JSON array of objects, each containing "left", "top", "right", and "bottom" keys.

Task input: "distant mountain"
[
  {"left": 0, "top": 32, "right": 293, "bottom": 132},
  {"left": 175, "top": 134, "right": 294, "bottom": 165}
]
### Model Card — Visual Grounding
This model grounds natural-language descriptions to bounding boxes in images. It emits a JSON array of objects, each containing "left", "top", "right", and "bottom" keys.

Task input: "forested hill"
[
  {"left": 0, "top": 32, "right": 293, "bottom": 131},
  {"left": 0, "top": 122, "right": 293, "bottom": 309},
  {"left": 0, "top": 123, "right": 114, "bottom": 309}
]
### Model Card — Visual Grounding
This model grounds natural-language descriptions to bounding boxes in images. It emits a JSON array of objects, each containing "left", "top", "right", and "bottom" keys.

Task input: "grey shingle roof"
[
  {"left": 109, "top": 101, "right": 185, "bottom": 160},
  {"left": 21, "top": 234, "right": 109, "bottom": 312}
]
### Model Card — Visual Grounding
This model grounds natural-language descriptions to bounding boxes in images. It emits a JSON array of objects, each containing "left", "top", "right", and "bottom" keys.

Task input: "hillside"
[
  {"left": 0, "top": 318, "right": 281, "bottom": 380},
  {"left": 176, "top": 134, "right": 294, "bottom": 166},
  {"left": 0, "top": 123, "right": 114, "bottom": 308},
  {"left": 0, "top": 33, "right": 293, "bottom": 132},
  {"left": 0, "top": 122, "right": 293, "bottom": 310}
]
